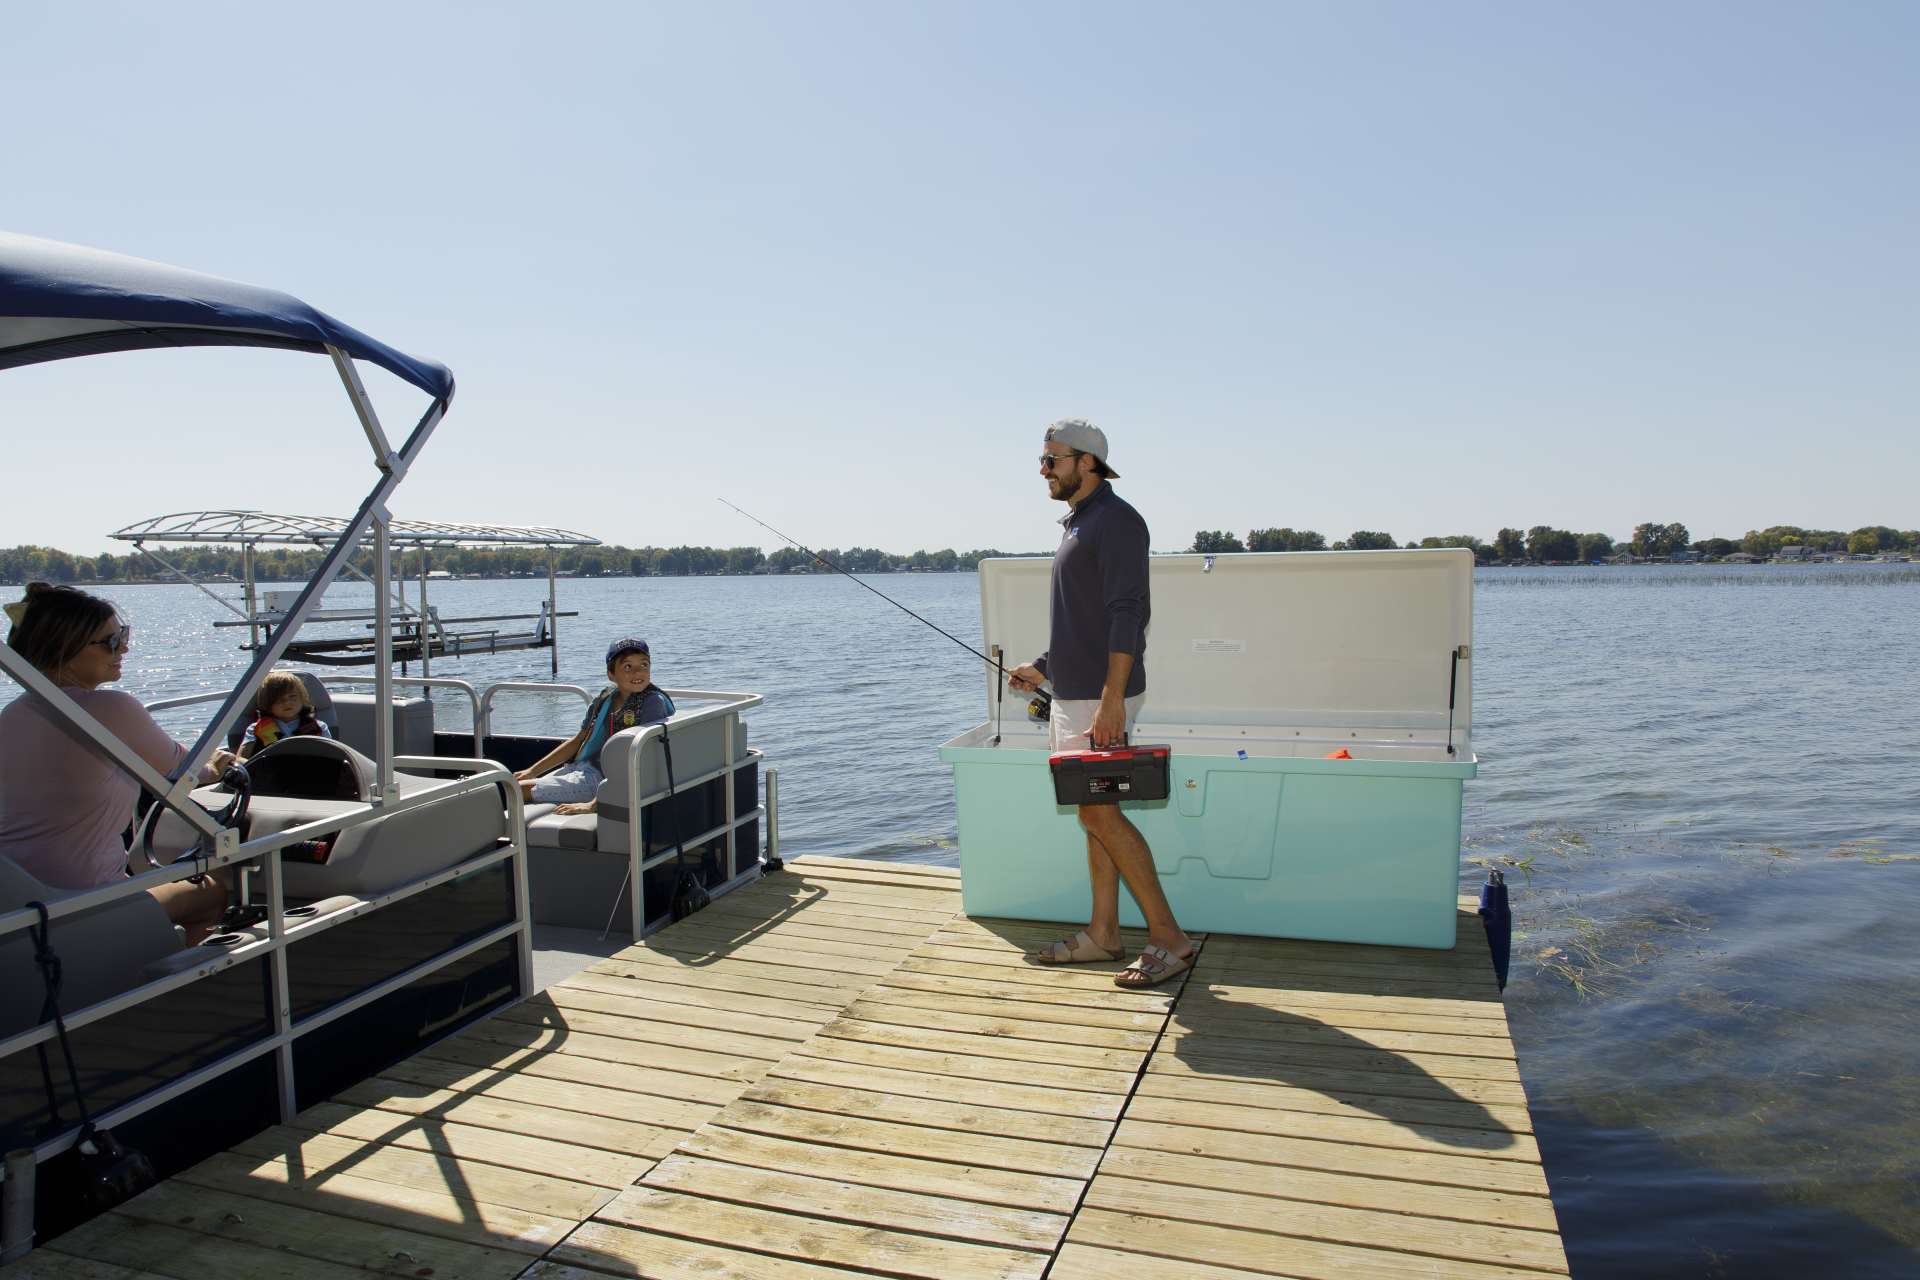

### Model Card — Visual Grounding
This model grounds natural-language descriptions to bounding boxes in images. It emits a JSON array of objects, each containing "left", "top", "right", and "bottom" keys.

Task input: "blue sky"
[{"left": 4, "top": 1, "right": 1914, "bottom": 554}]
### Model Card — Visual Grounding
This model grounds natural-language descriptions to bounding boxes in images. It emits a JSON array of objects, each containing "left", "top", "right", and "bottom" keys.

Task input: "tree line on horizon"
[
  {"left": 1189, "top": 522, "right": 1919, "bottom": 563},
  {"left": 7, "top": 519, "right": 1915, "bottom": 587},
  {"left": 0, "top": 542, "right": 1032, "bottom": 585}
]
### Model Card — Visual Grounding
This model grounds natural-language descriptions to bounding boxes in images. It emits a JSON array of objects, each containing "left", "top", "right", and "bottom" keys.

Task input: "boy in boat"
[
  {"left": 515, "top": 638, "right": 674, "bottom": 814},
  {"left": 237, "top": 670, "right": 332, "bottom": 760}
]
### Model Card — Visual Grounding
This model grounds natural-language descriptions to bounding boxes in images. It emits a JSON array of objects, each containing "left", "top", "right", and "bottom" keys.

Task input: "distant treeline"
[
  {"left": 0, "top": 542, "right": 1033, "bottom": 585},
  {"left": 1189, "top": 523, "right": 1920, "bottom": 562},
  {"left": 9, "top": 520, "right": 1917, "bottom": 586}
]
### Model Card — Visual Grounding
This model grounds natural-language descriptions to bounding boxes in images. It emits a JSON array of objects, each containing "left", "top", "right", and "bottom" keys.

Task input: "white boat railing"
[{"left": 0, "top": 758, "right": 532, "bottom": 1170}]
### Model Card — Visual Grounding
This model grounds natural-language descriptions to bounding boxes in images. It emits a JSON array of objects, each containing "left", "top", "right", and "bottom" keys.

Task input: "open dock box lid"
[{"left": 962, "top": 547, "right": 1475, "bottom": 765}]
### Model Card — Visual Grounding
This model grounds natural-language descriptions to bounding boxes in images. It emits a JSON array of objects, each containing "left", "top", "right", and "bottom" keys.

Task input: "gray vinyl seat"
[
  {"left": 0, "top": 857, "right": 183, "bottom": 1040},
  {"left": 148, "top": 737, "right": 508, "bottom": 899},
  {"left": 523, "top": 711, "right": 749, "bottom": 932}
]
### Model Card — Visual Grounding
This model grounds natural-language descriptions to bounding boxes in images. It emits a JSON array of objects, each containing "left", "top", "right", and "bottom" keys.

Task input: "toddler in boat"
[{"left": 237, "top": 670, "right": 333, "bottom": 760}]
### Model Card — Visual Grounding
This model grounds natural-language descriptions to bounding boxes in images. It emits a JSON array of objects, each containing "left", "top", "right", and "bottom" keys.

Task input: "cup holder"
[
  {"left": 284, "top": 905, "right": 320, "bottom": 919},
  {"left": 202, "top": 933, "right": 246, "bottom": 948}
]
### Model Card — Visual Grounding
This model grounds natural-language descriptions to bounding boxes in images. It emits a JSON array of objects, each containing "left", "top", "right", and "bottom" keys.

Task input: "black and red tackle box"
[{"left": 1047, "top": 742, "right": 1172, "bottom": 806}]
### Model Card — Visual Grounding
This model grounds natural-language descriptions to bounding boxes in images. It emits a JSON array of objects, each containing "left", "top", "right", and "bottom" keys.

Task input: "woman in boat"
[
  {"left": 1, "top": 582, "right": 236, "bottom": 937},
  {"left": 514, "top": 637, "right": 674, "bottom": 814}
]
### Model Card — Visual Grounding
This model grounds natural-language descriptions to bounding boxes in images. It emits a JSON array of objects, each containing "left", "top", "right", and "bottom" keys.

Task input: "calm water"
[{"left": 5, "top": 564, "right": 1918, "bottom": 1277}]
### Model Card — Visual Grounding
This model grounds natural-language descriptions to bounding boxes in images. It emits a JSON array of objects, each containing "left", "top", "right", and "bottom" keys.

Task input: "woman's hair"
[
  {"left": 4, "top": 581, "right": 120, "bottom": 677},
  {"left": 257, "top": 670, "right": 310, "bottom": 713}
]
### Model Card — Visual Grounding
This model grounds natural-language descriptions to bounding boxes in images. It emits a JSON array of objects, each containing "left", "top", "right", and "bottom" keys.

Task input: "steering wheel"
[{"left": 132, "top": 763, "right": 252, "bottom": 873}]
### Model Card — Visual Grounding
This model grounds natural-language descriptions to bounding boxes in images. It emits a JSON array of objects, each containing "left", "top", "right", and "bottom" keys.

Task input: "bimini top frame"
[
  {"left": 108, "top": 511, "right": 600, "bottom": 675},
  {"left": 1, "top": 230, "right": 453, "bottom": 833}
]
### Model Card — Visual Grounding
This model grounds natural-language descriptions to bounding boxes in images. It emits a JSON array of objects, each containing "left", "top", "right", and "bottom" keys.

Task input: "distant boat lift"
[{"left": 109, "top": 510, "right": 598, "bottom": 676}]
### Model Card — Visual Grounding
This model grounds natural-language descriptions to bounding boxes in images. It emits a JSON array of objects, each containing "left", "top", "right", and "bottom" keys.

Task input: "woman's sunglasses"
[{"left": 91, "top": 623, "right": 133, "bottom": 655}]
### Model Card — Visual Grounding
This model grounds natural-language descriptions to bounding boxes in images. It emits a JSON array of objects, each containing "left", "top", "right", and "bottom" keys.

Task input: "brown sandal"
[
  {"left": 1114, "top": 943, "right": 1195, "bottom": 988},
  {"left": 1030, "top": 930, "right": 1126, "bottom": 965}
]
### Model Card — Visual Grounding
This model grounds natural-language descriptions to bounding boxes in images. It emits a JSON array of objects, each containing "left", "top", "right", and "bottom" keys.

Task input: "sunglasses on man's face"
[
  {"left": 91, "top": 623, "right": 133, "bottom": 655},
  {"left": 1039, "top": 451, "right": 1082, "bottom": 470}
]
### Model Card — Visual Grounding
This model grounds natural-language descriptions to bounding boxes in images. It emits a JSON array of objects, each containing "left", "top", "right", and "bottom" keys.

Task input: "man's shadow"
[{"left": 1159, "top": 945, "right": 1526, "bottom": 1156}]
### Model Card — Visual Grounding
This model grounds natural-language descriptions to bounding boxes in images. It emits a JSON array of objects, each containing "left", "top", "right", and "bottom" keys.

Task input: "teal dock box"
[{"left": 939, "top": 548, "right": 1477, "bottom": 949}]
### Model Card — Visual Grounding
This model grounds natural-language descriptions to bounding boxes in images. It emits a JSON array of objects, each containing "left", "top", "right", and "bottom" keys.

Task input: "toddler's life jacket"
[{"left": 250, "top": 708, "right": 327, "bottom": 749}]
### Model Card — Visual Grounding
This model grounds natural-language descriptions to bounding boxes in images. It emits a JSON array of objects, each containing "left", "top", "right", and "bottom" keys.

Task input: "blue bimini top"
[{"left": 0, "top": 231, "right": 453, "bottom": 402}]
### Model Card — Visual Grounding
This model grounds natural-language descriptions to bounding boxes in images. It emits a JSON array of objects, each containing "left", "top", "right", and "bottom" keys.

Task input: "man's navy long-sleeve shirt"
[{"left": 1033, "top": 481, "right": 1150, "bottom": 699}]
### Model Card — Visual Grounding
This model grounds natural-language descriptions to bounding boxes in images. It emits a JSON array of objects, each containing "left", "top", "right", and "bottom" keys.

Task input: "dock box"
[{"left": 938, "top": 548, "right": 1477, "bottom": 948}]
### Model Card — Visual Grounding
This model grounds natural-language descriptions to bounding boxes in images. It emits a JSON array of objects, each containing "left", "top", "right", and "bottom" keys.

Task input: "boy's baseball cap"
[
  {"left": 1043, "top": 418, "right": 1118, "bottom": 477},
  {"left": 606, "top": 637, "right": 650, "bottom": 666}
]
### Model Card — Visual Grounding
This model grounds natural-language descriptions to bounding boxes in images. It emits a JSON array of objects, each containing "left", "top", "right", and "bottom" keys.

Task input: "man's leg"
[
  {"left": 1082, "top": 820, "right": 1124, "bottom": 953},
  {"left": 1079, "top": 804, "right": 1191, "bottom": 957}
]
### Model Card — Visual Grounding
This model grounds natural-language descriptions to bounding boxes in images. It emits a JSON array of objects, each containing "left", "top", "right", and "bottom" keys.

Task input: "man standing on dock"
[{"left": 1008, "top": 419, "right": 1197, "bottom": 988}]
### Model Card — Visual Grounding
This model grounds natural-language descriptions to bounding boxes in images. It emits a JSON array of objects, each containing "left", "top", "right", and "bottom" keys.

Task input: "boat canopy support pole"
[
  {"left": 418, "top": 549, "right": 431, "bottom": 678},
  {"left": 242, "top": 542, "right": 259, "bottom": 652},
  {"left": 167, "top": 350, "right": 447, "bottom": 817},
  {"left": 330, "top": 345, "right": 397, "bottom": 472},
  {"left": 547, "top": 551, "right": 559, "bottom": 677},
  {"left": 373, "top": 514, "right": 396, "bottom": 802}
]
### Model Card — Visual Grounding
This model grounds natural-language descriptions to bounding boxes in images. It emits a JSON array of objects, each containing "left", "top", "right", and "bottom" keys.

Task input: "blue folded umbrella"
[{"left": 1478, "top": 867, "right": 1511, "bottom": 991}]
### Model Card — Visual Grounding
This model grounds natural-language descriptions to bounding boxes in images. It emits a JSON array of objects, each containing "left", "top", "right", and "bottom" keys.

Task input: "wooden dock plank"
[
  {"left": 639, "top": 1156, "right": 1067, "bottom": 1252},
  {"left": 583, "top": 1184, "right": 1048, "bottom": 1279},
  {"left": 105, "top": 1179, "right": 530, "bottom": 1280}
]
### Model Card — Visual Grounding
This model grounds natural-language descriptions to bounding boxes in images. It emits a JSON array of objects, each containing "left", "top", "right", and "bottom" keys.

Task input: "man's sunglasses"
[
  {"left": 1039, "top": 451, "right": 1083, "bottom": 470},
  {"left": 91, "top": 623, "right": 133, "bottom": 655}
]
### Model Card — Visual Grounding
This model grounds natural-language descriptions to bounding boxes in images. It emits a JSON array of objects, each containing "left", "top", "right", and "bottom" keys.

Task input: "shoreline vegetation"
[{"left": 4, "top": 521, "right": 1915, "bottom": 584}]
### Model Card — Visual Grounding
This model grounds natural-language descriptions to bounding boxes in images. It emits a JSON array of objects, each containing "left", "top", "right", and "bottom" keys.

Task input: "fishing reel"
[{"left": 1025, "top": 688, "right": 1053, "bottom": 725}]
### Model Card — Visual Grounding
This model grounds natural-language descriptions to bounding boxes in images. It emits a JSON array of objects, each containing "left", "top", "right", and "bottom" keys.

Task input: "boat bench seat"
[
  {"left": 522, "top": 713, "right": 750, "bottom": 934},
  {"left": 0, "top": 857, "right": 184, "bottom": 1040}
]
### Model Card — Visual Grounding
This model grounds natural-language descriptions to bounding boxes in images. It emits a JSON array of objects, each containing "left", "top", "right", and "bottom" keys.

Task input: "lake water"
[{"left": 5, "top": 563, "right": 1918, "bottom": 1277}]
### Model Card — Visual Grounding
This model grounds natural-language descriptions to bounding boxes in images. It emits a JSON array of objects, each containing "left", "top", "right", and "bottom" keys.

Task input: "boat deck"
[{"left": 8, "top": 857, "right": 1565, "bottom": 1280}]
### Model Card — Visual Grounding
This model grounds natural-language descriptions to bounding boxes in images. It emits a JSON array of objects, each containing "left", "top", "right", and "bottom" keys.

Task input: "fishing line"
[{"left": 716, "top": 498, "right": 1051, "bottom": 728}]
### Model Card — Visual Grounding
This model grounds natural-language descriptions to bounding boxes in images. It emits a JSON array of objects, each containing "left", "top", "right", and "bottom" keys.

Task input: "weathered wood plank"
[
  {"left": 108, "top": 1179, "right": 529, "bottom": 1280},
  {"left": 632, "top": 1160, "right": 1065, "bottom": 1255},
  {"left": 1120, "top": 1093, "right": 1539, "bottom": 1161},
  {"left": 795, "top": 1030, "right": 1137, "bottom": 1100},
  {"left": 1084, "top": 1175, "right": 1570, "bottom": 1273},
  {"left": 229, "top": 1126, "right": 616, "bottom": 1219},
  {"left": 529, "top": 1226, "right": 874, "bottom": 1279},
  {"left": 1097, "top": 1145, "right": 1562, "bottom": 1232},
  {"left": 843, "top": 996, "right": 1162, "bottom": 1052},
  {"left": 415, "top": 1032, "right": 748, "bottom": 1107},
  {"left": 368, "top": 1053, "right": 719, "bottom": 1131},
  {"left": 588, "top": 1183, "right": 1047, "bottom": 1280},
  {"left": 770, "top": 1052, "right": 1127, "bottom": 1121},
  {"left": 1067, "top": 1206, "right": 1553, "bottom": 1280},
  {"left": 741, "top": 1077, "right": 1114, "bottom": 1149},
  {"left": 1135, "top": 1070, "right": 1536, "bottom": 1134},
  {"left": 39, "top": 1216, "right": 376, "bottom": 1280},
  {"left": 677, "top": 1124, "right": 1086, "bottom": 1213},
  {"left": 334, "top": 1076, "right": 677, "bottom": 1158},
  {"left": 174, "top": 1150, "right": 573, "bottom": 1254},
  {"left": 713, "top": 1098, "right": 1104, "bottom": 1179},
  {"left": 544, "top": 978, "right": 827, "bottom": 1039},
  {"left": 1113, "top": 1119, "right": 1554, "bottom": 1196},
  {"left": 817, "top": 1015, "right": 1148, "bottom": 1075},
  {"left": 496, "top": 1000, "right": 798, "bottom": 1060}
]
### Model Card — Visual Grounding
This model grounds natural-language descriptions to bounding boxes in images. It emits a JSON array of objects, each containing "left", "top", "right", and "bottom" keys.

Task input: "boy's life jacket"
[
  {"left": 249, "top": 707, "right": 327, "bottom": 749},
  {"left": 576, "top": 684, "right": 675, "bottom": 770}
]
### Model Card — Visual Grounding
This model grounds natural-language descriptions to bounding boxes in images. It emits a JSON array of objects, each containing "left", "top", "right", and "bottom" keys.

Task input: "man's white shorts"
[{"left": 1048, "top": 693, "right": 1145, "bottom": 752}]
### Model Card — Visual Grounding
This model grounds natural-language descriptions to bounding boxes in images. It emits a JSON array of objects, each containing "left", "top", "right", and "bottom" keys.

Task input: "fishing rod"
[{"left": 717, "top": 498, "right": 1051, "bottom": 734}]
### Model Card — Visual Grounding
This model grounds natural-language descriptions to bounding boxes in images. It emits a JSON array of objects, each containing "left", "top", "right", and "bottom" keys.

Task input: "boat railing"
[
  {"left": 476, "top": 680, "right": 594, "bottom": 746},
  {"left": 615, "top": 691, "right": 765, "bottom": 937},
  {"left": 0, "top": 758, "right": 533, "bottom": 1168}
]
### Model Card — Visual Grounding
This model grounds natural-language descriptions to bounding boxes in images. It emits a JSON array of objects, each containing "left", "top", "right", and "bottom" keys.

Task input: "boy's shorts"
[
  {"left": 528, "top": 761, "right": 603, "bottom": 804},
  {"left": 1048, "top": 693, "right": 1145, "bottom": 752}
]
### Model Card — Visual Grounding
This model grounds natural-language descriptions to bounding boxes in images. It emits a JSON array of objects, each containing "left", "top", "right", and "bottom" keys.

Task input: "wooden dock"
[{"left": 6, "top": 858, "right": 1565, "bottom": 1279}]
